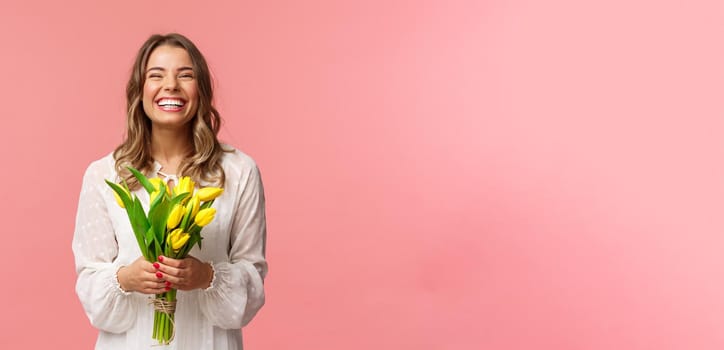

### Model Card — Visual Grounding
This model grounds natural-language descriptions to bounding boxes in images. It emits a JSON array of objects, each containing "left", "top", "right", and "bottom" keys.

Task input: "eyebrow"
[{"left": 146, "top": 66, "right": 194, "bottom": 73}]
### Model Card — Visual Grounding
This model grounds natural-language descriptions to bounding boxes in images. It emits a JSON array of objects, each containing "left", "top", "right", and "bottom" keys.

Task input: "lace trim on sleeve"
[
  {"left": 203, "top": 261, "right": 218, "bottom": 292},
  {"left": 113, "top": 265, "right": 133, "bottom": 296}
]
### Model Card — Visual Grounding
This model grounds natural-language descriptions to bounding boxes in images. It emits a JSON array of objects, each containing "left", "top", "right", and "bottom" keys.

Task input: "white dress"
[{"left": 72, "top": 147, "right": 267, "bottom": 350}]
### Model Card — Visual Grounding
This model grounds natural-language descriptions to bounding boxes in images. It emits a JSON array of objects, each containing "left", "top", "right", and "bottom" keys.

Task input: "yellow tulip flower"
[
  {"left": 194, "top": 208, "right": 216, "bottom": 227},
  {"left": 172, "top": 232, "right": 190, "bottom": 251},
  {"left": 166, "top": 228, "right": 190, "bottom": 251},
  {"left": 149, "top": 177, "right": 163, "bottom": 190},
  {"left": 166, "top": 228, "right": 182, "bottom": 245},
  {"left": 149, "top": 177, "right": 171, "bottom": 194},
  {"left": 148, "top": 177, "right": 170, "bottom": 203},
  {"left": 167, "top": 204, "right": 185, "bottom": 229},
  {"left": 197, "top": 187, "right": 224, "bottom": 202},
  {"left": 173, "top": 176, "right": 195, "bottom": 198},
  {"left": 112, "top": 187, "right": 130, "bottom": 208},
  {"left": 186, "top": 195, "right": 200, "bottom": 218},
  {"left": 150, "top": 190, "right": 161, "bottom": 204}
]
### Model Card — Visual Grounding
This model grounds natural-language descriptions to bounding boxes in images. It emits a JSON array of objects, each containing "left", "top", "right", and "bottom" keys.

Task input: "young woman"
[{"left": 72, "top": 33, "right": 267, "bottom": 349}]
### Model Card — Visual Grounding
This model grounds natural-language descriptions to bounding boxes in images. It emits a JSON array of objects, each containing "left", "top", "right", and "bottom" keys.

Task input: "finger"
[
  {"left": 149, "top": 270, "right": 165, "bottom": 281},
  {"left": 156, "top": 264, "right": 183, "bottom": 278},
  {"left": 140, "top": 284, "right": 166, "bottom": 295},
  {"left": 143, "top": 280, "right": 166, "bottom": 290},
  {"left": 161, "top": 272, "right": 182, "bottom": 285},
  {"left": 148, "top": 280, "right": 170, "bottom": 293},
  {"left": 158, "top": 256, "right": 186, "bottom": 268},
  {"left": 160, "top": 281, "right": 176, "bottom": 291},
  {"left": 133, "top": 258, "right": 157, "bottom": 273},
  {"left": 132, "top": 257, "right": 154, "bottom": 272},
  {"left": 143, "top": 262, "right": 159, "bottom": 273},
  {"left": 145, "top": 287, "right": 167, "bottom": 295}
]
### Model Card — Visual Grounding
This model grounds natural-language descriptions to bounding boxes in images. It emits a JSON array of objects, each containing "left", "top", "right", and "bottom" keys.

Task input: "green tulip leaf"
[
  {"left": 200, "top": 200, "right": 214, "bottom": 210},
  {"left": 148, "top": 184, "right": 166, "bottom": 212},
  {"left": 188, "top": 225, "right": 202, "bottom": 236},
  {"left": 105, "top": 180, "right": 133, "bottom": 210},
  {"left": 129, "top": 197, "right": 151, "bottom": 260},
  {"left": 180, "top": 203, "right": 193, "bottom": 231},
  {"left": 149, "top": 200, "right": 170, "bottom": 246},
  {"left": 128, "top": 166, "right": 155, "bottom": 194},
  {"left": 171, "top": 192, "right": 190, "bottom": 205},
  {"left": 192, "top": 233, "right": 202, "bottom": 250},
  {"left": 148, "top": 227, "right": 165, "bottom": 259},
  {"left": 178, "top": 233, "right": 201, "bottom": 256},
  {"left": 145, "top": 226, "right": 154, "bottom": 245}
]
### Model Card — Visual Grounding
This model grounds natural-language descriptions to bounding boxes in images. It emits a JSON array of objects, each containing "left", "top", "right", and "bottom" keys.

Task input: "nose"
[{"left": 163, "top": 75, "right": 179, "bottom": 91}]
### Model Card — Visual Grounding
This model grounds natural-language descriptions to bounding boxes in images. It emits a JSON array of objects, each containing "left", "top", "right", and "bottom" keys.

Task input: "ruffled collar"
[{"left": 152, "top": 160, "right": 179, "bottom": 184}]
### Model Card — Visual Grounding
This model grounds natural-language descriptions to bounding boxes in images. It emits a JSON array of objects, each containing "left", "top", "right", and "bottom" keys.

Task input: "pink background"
[{"left": 0, "top": 0, "right": 723, "bottom": 349}]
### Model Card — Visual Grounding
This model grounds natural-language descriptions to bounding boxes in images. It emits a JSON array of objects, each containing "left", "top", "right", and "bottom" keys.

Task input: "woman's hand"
[
  {"left": 156, "top": 255, "right": 214, "bottom": 291},
  {"left": 117, "top": 257, "right": 168, "bottom": 294}
]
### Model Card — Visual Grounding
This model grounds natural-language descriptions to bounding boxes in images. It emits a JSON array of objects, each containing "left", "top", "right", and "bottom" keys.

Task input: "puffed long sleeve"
[
  {"left": 197, "top": 162, "right": 268, "bottom": 329},
  {"left": 72, "top": 162, "right": 138, "bottom": 333}
]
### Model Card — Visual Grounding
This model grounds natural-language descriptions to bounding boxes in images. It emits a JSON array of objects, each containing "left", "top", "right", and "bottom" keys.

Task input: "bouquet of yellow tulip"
[{"left": 106, "top": 167, "right": 223, "bottom": 345}]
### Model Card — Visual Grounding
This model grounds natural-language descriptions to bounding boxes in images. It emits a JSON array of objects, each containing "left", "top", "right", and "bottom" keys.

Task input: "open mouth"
[{"left": 156, "top": 98, "right": 187, "bottom": 111}]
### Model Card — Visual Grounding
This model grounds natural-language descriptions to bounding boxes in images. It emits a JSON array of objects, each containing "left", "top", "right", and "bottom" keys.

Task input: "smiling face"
[{"left": 142, "top": 45, "right": 199, "bottom": 130}]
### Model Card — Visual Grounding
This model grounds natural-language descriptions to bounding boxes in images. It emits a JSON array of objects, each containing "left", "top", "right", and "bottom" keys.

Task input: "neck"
[{"left": 150, "top": 126, "right": 193, "bottom": 174}]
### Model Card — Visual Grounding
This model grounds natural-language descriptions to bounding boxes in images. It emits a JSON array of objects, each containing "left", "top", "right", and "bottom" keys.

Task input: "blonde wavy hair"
[{"left": 114, "top": 33, "right": 229, "bottom": 190}]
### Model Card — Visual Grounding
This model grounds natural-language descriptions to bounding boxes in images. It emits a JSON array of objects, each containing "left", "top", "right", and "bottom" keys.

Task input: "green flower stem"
[
  {"left": 152, "top": 311, "right": 157, "bottom": 339},
  {"left": 152, "top": 289, "right": 177, "bottom": 344}
]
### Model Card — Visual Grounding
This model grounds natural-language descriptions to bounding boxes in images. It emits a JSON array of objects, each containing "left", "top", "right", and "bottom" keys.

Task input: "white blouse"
[{"left": 72, "top": 148, "right": 267, "bottom": 350}]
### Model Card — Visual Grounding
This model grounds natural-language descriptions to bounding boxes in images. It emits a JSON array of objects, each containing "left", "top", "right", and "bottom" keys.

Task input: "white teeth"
[{"left": 158, "top": 99, "right": 185, "bottom": 107}]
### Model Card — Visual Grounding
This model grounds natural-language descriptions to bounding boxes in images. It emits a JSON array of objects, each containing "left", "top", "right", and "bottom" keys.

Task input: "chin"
[{"left": 151, "top": 117, "right": 192, "bottom": 128}]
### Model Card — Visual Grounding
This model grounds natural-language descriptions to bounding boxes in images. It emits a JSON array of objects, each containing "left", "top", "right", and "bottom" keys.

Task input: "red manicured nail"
[
  {"left": 165, "top": 286, "right": 171, "bottom": 291},
  {"left": 156, "top": 272, "right": 163, "bottom": 279},
  {"left": 153, "top": 263, "right": 160, "bottom": 269},
  {"left": 158, "top": 256, "right": 164, "bottom": 262},
  {"left": 165, "top": 281, "right": 171, "bottom": 287}
]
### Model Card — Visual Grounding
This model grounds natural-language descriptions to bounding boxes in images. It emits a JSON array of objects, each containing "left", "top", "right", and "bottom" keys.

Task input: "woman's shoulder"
[
  {"left": 219, "top": 144, "right": 260, "bottom": 173},
  {"left": 81, "top": 152, "right": 117, "bottom": 182},
  {"left": 218, "top": 144, "right": 263, "bottom": 189}
]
